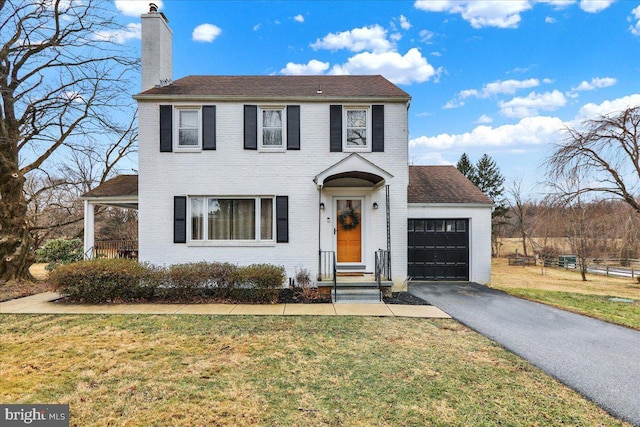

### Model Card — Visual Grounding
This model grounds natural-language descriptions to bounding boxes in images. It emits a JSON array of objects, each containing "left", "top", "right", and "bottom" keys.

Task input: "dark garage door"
[{"left": 408, "top": 219, "right": 469, "bottom": 281}]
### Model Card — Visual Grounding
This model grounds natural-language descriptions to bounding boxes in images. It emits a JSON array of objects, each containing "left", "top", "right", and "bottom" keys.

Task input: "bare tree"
[
  {"left": 507, "top": 178, "right": 530, "bottom": 257},
  {"left": 547, "top": 106, "right": 640, "bottom": 213},
  {"left": 0, "top": 0, "right": 137, "bottom": 282}
]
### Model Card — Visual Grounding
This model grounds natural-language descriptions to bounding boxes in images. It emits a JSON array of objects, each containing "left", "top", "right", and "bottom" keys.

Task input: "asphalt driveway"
[{"left": 410, "top": 282, "right": 640, "bottom": 426}]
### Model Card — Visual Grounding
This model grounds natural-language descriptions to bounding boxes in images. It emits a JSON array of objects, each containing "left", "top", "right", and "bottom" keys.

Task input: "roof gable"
[{"left": 408, "top": 166, "right": 493, "bottom": 205}]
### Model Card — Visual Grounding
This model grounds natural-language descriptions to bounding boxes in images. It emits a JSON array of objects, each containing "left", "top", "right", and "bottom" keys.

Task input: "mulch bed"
[
  {"left": 13, "top": 285, "right": 429, "bottom": 306},
  {"left": 278, "top": 289, "right": 429, "bottom": 305}
]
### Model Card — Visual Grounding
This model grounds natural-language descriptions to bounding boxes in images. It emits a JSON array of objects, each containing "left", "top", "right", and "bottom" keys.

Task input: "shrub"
[
  {"left": 162, "top": 262, "right": 238, "bottom": 299},
  {"left": 35, "top": 238, "right": 83, "bottom": 271},
  {"left": 49, "top": 259, "right": 156, "bottom": 303},
  {"left": 232, "top": 264, "right": 285, "bottom": 302},
  {"left": 294, "top": 267, "right": 321, "bottom": 300}
]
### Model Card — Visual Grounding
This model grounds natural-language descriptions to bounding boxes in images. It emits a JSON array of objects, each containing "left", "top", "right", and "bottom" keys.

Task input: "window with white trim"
[
  {"left": 259, "top": 107, "right": 285, "bottom": 149},
  {"left": 176, "top": 108, "right": 201, "bottom": 150},
  {"left": 189, "top": 196, "right": 274, "bottom": 241},
  {"left": 344, "top": 107, "right": 370, "bottom": 151}
]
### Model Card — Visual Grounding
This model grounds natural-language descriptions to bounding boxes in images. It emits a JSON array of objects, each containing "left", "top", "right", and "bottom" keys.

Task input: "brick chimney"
[{"left": 141, "top": 3, "right": 172, "bottom": 91}]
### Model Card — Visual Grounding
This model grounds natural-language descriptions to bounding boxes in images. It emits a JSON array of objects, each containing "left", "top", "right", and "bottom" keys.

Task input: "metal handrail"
[{"left": 319, "top": 250, "right": 337, "bottom": 300}]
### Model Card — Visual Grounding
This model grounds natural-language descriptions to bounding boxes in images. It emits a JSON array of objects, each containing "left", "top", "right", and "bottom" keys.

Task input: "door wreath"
[{"left": 338, "top": 207, "right": 360, "bottom": 230}]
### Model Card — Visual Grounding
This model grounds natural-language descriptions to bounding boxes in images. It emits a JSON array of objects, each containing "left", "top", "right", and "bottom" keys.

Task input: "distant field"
[
  {"left": 496, "top": 237, "right": 573, "bottom": 256},
  {"left": 492, "top": 258, "right": 640, "bottom": 299}
]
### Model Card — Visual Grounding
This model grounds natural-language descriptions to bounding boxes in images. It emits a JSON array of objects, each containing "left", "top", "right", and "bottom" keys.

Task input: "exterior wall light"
[
  {"left": 320, "top": 202, "right": 325, "bottom": 210},
  {"left": 373, "top": 202, "right": 379, "bottom": 210}
]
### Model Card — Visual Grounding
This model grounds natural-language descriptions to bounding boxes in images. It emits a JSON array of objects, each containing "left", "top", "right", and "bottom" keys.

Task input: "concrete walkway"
[
  {"left": 0, "top": 292, "right": 450, "bottom": 318},
  {"left": 409, "top": 282, "right": 640, "bottom": 427}
]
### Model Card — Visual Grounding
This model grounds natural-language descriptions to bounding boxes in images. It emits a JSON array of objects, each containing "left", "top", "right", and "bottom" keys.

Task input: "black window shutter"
[
  {"left": 244, "top": 105, "right": 258, "bottom": 150},
  {"left": 202, "top": 105, "right": 216, "bottom": 150},
  {"left": 174, "top": 196, "right": 187, "bottom": 244},
  {"left": 276, "top": 196, "right": 289, "bottom": 243},
  {"left": 372, "top": 104, "right": 384, "bottom": 152},
  {"left": 160, "top": 105, "right": 173, "bottom": 152},
  {"left": 329, "top": 105, "right": 342, "bottom": 152},
  {"left": 287, "top": 105, "right": 300, "bottom": 150}
]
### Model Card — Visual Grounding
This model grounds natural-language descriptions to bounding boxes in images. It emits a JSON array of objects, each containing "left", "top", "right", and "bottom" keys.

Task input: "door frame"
[{"left": 334, "top": 196, "right": 366, "bottom": 266}]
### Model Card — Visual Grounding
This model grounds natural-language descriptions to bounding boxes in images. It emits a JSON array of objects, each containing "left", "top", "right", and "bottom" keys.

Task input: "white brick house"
[{"left": 81, "top": 6, "right": 493, "bottom": 291}]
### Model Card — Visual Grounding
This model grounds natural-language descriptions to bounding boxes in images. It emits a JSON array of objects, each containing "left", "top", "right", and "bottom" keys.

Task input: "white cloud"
[
  {"left": 192, "top": 24, "right": 222, "bottom": 43},
  {"left": 294, "top": 14, "right": 304, "bottom": 23},
  {"left": 574, "top": 94, "right": 640, "bottom": 122},
  {"left": 443, "top": 99, "right": 465, "bottom": 109},
  {"left": 411, "top": 152, "right": 453, "bottom": 165},
  {"left": 476, "top": 114, "right": 494, "bottom": 124},
  {"left": 419, "top": 29, "right": 435, "bottom": 43},
  {"left": 475, "top": 78, "right": 541, "bottom": 98},
  {"left": 329, "top": 48, "right": 437, "bottom": 85},
  {"left": 280, "top": 59, "right": 330, "bottom": 75},
  {"left": 92, "top": 23, "right": 141, "bottom": 44},
  {"left": 409, "top": 116, "right": 566, "bottom": 150},
  {"left": 414, "top": 0, "right": 612, "bottom": 28},
  {"left": 571, "top": 77, "right": 617, "bottom": 92},
  {"left": 390, "top": 33, "right": 403, "bottom": 42},
  {"left": 499, "top": 90, "right": 567, "bottom": 118},
  {"left": 630, "top": 5, "right": 640, "bottom": 36},
  {"left": 409, "top": 94, "right": 640, "bottom": 154},
  {"left": 445, "top": 78, "right": 541, "bottom": 108},
  {"left": 579, "top": 0, "right": 615, "bottom": 13},
  {"left": 115, "top": 0, "right": 163, "bottom": 17},
  {"left": 414, "top": 0, "right": 532, "bottom": 28},
  {"left": 545, "top": 16, "right": 557, "bottom": 23},
  {"left": 311, "top": 25, "right": 393, "bottom": 53},
  {"left": 399, "top": 14, "right": 412, "bottom": 30}
]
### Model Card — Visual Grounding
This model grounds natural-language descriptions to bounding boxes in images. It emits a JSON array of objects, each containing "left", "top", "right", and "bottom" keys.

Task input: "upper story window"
[
  {"left": 176, "top": 108, "right": 201, "bottom": 150},
  {"left": 344, "top": 107, "right": 370, "bottom": 152},
  {"left": 259, "top": 107, "right": 286, "bottom": 150}
]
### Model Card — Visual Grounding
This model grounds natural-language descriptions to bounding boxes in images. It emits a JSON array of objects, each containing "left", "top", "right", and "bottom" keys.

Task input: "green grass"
[
  {"left": 0, "top": 315, "right": 630, "bottom": 426},
  {"left": 498, "top": 288, "right": 640, "bottom": 330}
]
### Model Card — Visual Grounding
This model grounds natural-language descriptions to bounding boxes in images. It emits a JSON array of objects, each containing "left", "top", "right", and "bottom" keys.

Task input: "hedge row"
[{"left": 49, "top": 259, "right": 286, "bottom": 303}]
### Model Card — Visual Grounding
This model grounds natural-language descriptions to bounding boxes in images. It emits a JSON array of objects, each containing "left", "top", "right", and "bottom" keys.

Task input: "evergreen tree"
[
  {"left": 475, "top": 154, "right": 508, "bottom": 256},
  {"left": 475, "top": 154, "right": 505, "bottom": 205},
  {"left": 456, "top": 153, "right": 477, "bottom": 185}
]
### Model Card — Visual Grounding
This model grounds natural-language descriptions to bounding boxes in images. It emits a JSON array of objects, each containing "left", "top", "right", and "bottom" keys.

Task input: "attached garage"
[
  {"left": 408, "top": 218, "right": 469, "bottom": 280},
  {"left": 407, "top": 166, "right": 494, "bottom": 284}
]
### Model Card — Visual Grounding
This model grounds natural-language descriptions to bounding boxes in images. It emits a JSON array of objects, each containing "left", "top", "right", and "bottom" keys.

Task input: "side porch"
[{"left": 80, "top": 175, "right": 139, "bottom": 260}]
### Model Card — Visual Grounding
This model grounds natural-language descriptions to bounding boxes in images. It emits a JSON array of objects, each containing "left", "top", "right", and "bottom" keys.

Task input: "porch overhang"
[
  {"left": 80, "top": 174, "right": 139, "bottom": 257},
  {"left": 313, "top": 153, "right": 393, "bottom": 189},
  {"left": 79, "top": 174, "right": 139, "bottom": 209}
]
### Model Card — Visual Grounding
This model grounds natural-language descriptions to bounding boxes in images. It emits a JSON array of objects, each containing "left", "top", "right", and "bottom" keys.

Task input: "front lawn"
[{"left": 0, "top": 315, "right": 629, "bottom": 426}]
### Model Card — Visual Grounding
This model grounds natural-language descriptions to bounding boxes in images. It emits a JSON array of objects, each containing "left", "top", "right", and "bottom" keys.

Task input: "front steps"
[{"left": 318, "top": 275, "right": 393, "bottom": 303}]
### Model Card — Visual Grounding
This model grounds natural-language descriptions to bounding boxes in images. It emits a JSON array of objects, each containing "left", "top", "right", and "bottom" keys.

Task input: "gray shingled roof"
[
  {"left": 408, "top": 166, "right": 493, "bottom": 205},
  {"left": 81, "top": 175, "right": 138, "bottom": 199},
  {"left": 136, "top": 75, "right": 411, "bottom": 100}
]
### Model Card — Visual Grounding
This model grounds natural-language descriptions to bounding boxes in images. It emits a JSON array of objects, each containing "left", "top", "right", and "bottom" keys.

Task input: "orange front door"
[{"left": 336, "top": 199, "right": 362, "bottom": 263}]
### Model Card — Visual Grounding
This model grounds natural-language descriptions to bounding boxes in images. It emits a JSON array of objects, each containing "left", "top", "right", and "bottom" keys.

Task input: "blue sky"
[{"left": 111, "top": 0, "right": 640, "bottom": 196}]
